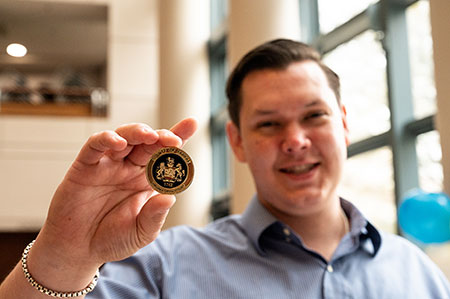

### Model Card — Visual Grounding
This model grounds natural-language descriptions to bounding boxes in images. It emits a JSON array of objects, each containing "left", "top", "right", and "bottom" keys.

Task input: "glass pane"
[
  {"left": 407, "top": 0, "right": 436, "bottom": 119},
  {"left": 416, "top": 130, "right": 443, "bottom": 192},
  {"left": 318, "top": 0, "right": 377, "bottom": 34},
  {"left": 339, "top": 147, "right": 396, "bottom": 233},
  {"left": 210, "top": 56, "right": 228, "bottom": 114},
  {"left": 416, "top": 131, "right": 448, "bottom": 280},
  {"left": 212, "top": 129, "right": 230, "bottom": 196},
  {"left": 323, "top": 30, "right": 389, "bottom": 143}
]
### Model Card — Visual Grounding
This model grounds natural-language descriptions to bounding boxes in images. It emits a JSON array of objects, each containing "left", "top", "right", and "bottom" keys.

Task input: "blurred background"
[{"left": 0, "top": 0, "right": 449, "bottom": 281}]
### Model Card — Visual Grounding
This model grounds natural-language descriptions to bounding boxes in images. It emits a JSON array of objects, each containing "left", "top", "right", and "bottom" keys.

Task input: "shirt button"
[
  {"left": 283, "top": 228, "right": 291, "bottom": 236},
  {"left": 327, "top": 265, "right": 334, "bottom": 273}
]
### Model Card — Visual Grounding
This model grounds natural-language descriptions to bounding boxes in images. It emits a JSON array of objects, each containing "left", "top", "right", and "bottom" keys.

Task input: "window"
[
  {"left": 318, "top": 0, "right": 377, "bottom": 34},
  {"left": 417, "top": 130, "right": 443, "bottom": 192},
  {"left": 339, "top": 147, "right": 395, "bottom": 233},
  {"left": 406, "top": 1, "right": 436, "bottom": 119},
  {"left": 209, "top": 0, "right": 230, "bottom": 220},
  {"left": 323, "top": 30, "right": 389, "bottom": 143}
]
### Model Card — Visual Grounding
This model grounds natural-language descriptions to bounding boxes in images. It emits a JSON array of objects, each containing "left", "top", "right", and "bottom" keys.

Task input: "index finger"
[
  {"left": 115, "top": 123, "right": 160, "bottom": 146},
  {"left": 133, "top": 118, "right": 198, "bottom": 163},
  {"left": 170, "top": 117, "right": 198, "bottom": 146},
  {"left": 76, "top": 131, "right": 128, "bottom": 165}
]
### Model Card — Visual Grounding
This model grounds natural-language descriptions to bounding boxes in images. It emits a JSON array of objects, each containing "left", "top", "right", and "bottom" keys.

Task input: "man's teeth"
[{"left": 282, "top": 164, "right": 316, "bottom": 174}]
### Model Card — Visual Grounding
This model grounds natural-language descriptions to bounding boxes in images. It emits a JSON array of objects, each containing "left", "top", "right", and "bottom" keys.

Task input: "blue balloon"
[{"left": 398, "top": 189, "right": 450, "bottom": 244}]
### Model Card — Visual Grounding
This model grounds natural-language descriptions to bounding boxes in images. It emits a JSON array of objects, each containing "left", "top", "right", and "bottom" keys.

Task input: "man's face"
[{"left": 227, "top": 61, "right": 349, "bottom": 218}]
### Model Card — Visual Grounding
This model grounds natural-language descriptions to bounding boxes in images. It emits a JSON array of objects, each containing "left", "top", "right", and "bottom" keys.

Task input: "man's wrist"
[
  {"left": 25, "top": 237, "right": 100, "bottom": 296},
  {"left": 22, "top": 240, "right": 100, "bottom": 297}
]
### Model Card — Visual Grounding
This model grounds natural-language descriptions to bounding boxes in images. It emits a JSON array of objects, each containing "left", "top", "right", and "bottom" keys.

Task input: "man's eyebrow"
[
  {"left": 254, "top": 100, "right": 324, "bottom": 114},
  {"left": 254, "top": 109, "right": 277, "bottom": 115},
  {"left": 304, "top": 99, "right": 322, "bottom": 108}
]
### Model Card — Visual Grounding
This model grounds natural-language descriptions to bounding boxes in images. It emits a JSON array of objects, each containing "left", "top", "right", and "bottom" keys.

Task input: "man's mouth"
[{"left": 279, "top": 163, "right": 320, "bottom": 175}]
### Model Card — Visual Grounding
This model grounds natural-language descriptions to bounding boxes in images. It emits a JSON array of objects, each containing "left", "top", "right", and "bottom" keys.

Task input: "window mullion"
[
  {"left": 381, "top": 0, "right": 419, "bottom": 206},
  {"left": 299, "top": 0, "right": 320, "bottom": 43}
]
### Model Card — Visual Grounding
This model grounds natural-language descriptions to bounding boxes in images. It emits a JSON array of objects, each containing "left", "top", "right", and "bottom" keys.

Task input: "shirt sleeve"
[
  {"left": 377, "top": 233, "right": 450, "bottom": 298},
  {"left": 86, "top": 252, "right": 162, "bottom": 299}
]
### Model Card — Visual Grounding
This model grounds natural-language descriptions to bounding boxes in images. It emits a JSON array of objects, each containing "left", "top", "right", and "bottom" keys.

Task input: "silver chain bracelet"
[{"left": 21, "top": 240, "right": 100, "bottom": 297}]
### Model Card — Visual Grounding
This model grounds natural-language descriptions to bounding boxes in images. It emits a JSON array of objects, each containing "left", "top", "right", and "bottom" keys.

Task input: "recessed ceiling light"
[{"left": 6, "top": 43, "right": 28, "bottom": 57}]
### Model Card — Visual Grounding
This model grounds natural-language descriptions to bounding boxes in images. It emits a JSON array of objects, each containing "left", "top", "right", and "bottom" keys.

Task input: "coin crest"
[{"left": 146, "top": 147, "right": 194, "bottom": 195}]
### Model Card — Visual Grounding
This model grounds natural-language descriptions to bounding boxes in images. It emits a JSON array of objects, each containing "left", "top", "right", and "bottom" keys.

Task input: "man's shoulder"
[
  {"left": 378, "top": 231, "right": 425, "bottom": 255},
  {"left": 377, "top": 231, "right": 448, "bottom": 276},
  {"left": 375, "top": 231, "right": 450, "bottom": 295}
]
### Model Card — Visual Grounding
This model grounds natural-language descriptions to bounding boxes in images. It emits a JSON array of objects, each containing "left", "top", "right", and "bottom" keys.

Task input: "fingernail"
[
  {"left": 142, "top": 127, "right": 157, "bottom": 137},
  {"left": 113, "top": 135, "right": 126, "bottom": 142}
]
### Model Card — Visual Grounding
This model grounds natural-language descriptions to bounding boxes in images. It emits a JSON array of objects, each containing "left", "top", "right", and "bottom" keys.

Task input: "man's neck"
[
  {"left": 265, "top": 200, "right": 349, "bottom": 261},
  {"left": 296, "top": 209, "right": 349, "bottom": 261}
]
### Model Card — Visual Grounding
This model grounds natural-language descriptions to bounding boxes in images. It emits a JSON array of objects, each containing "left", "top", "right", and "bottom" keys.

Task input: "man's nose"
[{"left": 281, "top": 125, "right": 311, "bottom": 154}]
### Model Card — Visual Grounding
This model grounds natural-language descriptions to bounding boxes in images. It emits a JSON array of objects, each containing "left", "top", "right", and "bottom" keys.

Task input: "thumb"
[{"left": 136, "top": 194, "right": 176, "bottom": 246}]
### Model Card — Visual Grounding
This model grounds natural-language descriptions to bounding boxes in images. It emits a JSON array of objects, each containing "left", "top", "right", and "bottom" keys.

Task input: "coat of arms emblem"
[
  {"left": 146, "top": 147, "right": 194, "bottom": 195},
  {"left": 155, "top": 157, "right": 186, "bottom": 185}
]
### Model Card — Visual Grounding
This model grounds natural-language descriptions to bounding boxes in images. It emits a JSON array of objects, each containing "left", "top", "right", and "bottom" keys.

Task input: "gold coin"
[{"left": 146, "top": 147, "right": 194, "bottom": 195}]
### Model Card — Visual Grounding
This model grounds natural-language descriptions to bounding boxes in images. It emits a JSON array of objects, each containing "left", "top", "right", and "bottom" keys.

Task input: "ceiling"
[{"left": 0, "top": 0, "right": 108, "bottom": 73}]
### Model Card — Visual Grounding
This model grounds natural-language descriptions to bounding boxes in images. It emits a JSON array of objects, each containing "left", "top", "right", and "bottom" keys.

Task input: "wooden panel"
[
  {"left": 0, "top": 232, "right": 39, "bottom": 282},
  {"left": 0, "top": 102, "right": 91, "bottom": 117}
]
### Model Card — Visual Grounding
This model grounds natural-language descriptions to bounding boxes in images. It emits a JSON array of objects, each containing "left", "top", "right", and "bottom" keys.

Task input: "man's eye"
[
  {"left": 306, "top": 111, "right": 326, "bottom": 119},
  {"left": 257, "top": 121, "right": 278, "bottom": 128}
]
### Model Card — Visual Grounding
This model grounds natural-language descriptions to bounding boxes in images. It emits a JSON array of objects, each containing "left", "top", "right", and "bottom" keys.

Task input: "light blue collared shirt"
[{"left": 88, "top": 197, "right": 450, "bottom": 298}]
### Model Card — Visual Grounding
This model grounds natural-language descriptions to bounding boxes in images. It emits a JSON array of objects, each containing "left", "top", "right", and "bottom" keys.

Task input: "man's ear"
[
  {"left": 340, "top": 104, "right": 350, "bottom": 147},
  {"left": 226, "top": 121, "right": 247, "bottom": 163}
]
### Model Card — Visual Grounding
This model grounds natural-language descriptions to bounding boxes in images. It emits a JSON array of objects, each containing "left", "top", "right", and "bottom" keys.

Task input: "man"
[{"left": 1, "top": 39, "right": 449, "bottom": 298}]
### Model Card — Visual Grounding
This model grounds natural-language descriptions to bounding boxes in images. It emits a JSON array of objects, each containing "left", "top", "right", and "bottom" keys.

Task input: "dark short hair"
[{"left": 226, "top": 38, "right": 341, "bottom": 128}]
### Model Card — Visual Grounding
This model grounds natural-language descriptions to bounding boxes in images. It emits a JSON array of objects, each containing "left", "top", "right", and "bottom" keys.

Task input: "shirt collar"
[
  {"left": 241, "top": 195, "right": 279, "bottom": 255},
  {"left": 241, "top": 195, "right": 382, "bottom": 257},
  {"left": 341, "top": 198, "right": 381, "bottom": 256}
]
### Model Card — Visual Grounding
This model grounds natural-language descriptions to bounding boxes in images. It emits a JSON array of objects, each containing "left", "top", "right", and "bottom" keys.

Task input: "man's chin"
[{"left": 260, "top": 192, "right": 325, "bottom": 215}]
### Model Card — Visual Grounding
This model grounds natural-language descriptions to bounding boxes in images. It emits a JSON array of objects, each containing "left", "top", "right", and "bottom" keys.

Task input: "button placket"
[{"left": 282, "top": 227, "right": 291, "bottom": 242}]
